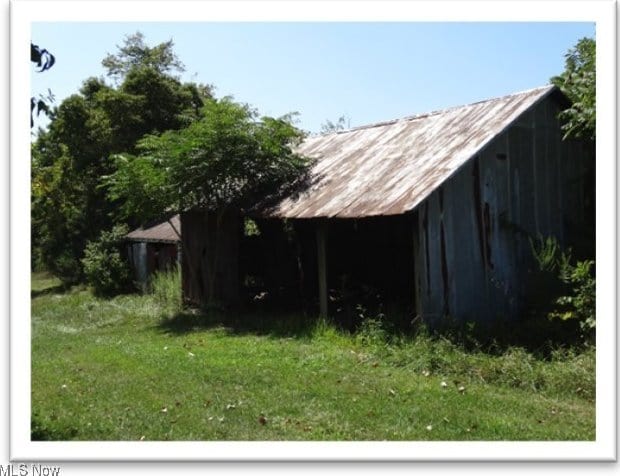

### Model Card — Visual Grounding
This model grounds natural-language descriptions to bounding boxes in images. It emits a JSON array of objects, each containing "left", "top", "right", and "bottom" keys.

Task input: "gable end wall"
[{"left": 414, "top": 95, "right": 593, "bottom": 324}]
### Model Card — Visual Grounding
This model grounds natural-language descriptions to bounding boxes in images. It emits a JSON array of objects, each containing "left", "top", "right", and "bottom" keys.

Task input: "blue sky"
[{"left": 31, "top": 22, "right": 595, "bottom": 133}]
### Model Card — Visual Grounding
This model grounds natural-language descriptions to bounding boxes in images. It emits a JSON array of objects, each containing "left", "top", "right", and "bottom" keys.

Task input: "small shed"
[
  {"left": 126, "top": 215, "right": 181, "bottom": 286},
  {"left": 183, "top": 85, "right": 594, "bottom": 325}
]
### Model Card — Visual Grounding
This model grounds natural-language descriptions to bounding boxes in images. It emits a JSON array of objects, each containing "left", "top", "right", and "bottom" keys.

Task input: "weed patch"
[{"left": 150, "top": 267, "right": 183, "bottom": 317}]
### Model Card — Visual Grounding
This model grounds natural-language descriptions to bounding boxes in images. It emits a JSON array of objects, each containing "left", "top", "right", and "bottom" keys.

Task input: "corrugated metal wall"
[{"left": 414, "top": 95, "right": 593, "bottom": 324}]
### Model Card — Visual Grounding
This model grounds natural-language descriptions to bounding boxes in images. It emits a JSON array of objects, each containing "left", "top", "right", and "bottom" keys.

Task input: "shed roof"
[
  {"left": 265, "top": 85, "right": 559, "bottom": 219},
  {"left": 126, "top": 215, "right": 180, "bottom": 243}
]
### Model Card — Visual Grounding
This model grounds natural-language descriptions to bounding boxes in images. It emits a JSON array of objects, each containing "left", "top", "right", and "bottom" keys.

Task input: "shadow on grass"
[
  {"left": 31, "top": 416, "right": 78, "bottom": 441},
  {"left": 157, "top": 306, "right": 321, "bottom": 340},
  {"left": 156, "top": 304, "right": 587, "bottom": 357},
  {"left": 31, "top": 283, "right": 70, "bottom": 299}
]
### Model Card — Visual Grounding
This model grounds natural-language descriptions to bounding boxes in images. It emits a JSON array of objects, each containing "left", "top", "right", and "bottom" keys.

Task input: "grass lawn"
[{"left": 31, "top": 272, "right": 595, "bottom": 441}]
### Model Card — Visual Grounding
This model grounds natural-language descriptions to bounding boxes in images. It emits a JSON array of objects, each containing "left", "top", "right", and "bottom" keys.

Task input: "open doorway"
[{"left": 239, "top": 214, "right": 416, "bottom": 331}]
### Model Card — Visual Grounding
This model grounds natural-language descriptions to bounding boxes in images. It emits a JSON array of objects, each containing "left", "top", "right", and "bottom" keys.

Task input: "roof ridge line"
[{"left": 318, "top": 84, "right": 554, "bottom": 135}]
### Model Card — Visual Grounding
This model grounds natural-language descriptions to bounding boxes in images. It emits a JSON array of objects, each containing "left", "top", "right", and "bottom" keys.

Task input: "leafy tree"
[
  {"left": 106, "top": 98, "right": 309, "bottom": 303},
  {"left": 108, "top": 99, "right": 308, "bottom": 220},
  {"left": 32, "top": 146, "right": 88, "bottom": 278},
  {"left": 31, "top": 91, "right": 119, "bottom": 280},
  {"left": 32, "top": 33, "right": 212, "bottom": 282},
  {"left": 102, "top": 31, "right": 185, "bottom": 81},
  {"left": 551, "top": 37, "right": 595, "bottom": 140}
]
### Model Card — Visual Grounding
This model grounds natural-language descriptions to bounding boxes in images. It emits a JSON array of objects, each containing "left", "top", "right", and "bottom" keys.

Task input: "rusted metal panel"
[
  {"left": 266, "top": 85, "right": 557, "bottom": 219},
  {"left": 126, "top": 215, "right": 180, "bottom": 243}
]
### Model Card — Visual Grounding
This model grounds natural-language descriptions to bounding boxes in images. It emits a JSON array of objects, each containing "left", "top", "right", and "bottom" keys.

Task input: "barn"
[
  {"left": 126, "top": 215, "right": 181, "bottom": 287},
  {"left": 181, "top": 85, "right": 594, "bottom": 327}
]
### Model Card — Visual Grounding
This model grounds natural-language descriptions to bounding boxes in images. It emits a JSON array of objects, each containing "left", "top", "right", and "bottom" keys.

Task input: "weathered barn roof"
[
  {"left": 266, "top": 85, "right": 559, "bottom": 218},
  {"left": 126, "top": 215, "right": 180, "bottom": 243}
]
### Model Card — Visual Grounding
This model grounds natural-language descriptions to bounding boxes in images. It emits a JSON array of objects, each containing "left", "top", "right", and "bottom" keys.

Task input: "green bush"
[
  {"left": 81, "top": 225, "right": 132, "bottom": 297},
  {"left": 530, "top": 235, "right": 595, "bottom": 344},
  {"left": 551, "top": 259, "right": 595, "bottom": 338},
  {"left": 52, "top": 251, "right": 83, "bottom": 285}
]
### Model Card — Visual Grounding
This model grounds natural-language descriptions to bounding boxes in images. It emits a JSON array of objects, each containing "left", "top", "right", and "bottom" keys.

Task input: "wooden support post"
[{"left": 316, "top": 219, "right": 328, "bottom": 318}]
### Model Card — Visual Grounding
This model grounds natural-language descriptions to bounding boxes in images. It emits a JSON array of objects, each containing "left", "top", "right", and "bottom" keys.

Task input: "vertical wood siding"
[
  {"left": 181, "top": 209, "right": 240, "bottom": 307},
  {"left": 414, "top": 95, "right": 593, "bottom": 323}
]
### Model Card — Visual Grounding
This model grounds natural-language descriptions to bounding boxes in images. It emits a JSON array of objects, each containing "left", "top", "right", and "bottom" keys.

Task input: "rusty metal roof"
[
  {"left": 266, "top": 85, "right": 558, "bottom": 218},
  {"left": 126, "top": 214, "right": 180, "bottom": 243}
]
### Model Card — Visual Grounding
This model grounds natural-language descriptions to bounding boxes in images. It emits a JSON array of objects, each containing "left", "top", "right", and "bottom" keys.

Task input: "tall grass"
[
  {"left": 150, "top": 266, "right": 182, "bottom": 317},
  {"left": 348, "top": 315, "right": 595, "bottom": 400}
]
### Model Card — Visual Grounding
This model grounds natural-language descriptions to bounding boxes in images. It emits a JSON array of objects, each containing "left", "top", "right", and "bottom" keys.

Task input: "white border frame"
[{"left": 10, "top": 0, "right": 616, "bottom": 462}]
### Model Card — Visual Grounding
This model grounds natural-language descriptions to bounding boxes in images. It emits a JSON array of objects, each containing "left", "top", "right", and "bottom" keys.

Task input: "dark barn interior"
[
  {"left": 324, "top": 216, "right": 415, "bottom": 329},
  {"left": 239, "top": 215, "right": 416, "bottom": 330}
]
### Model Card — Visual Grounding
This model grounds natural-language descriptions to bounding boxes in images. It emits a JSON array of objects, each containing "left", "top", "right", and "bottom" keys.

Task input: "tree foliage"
[
  {"left": 551, "top": 37, "right": 595, "bottom": 140},
  {"left": 102, "top": 32, "right": 185, "bottom": 81},
  {"left": 320, "top": 114, "right": 349, "bottom": 134},
  {"left": 82, "top": 225, "right": 133, "bottom": 297},
  {"left": 106, "top": 98, "right": 308, "bottom": 221},
  {"left": 32, "top": 33, "right": 212, "bottom": 282}
]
